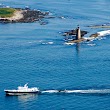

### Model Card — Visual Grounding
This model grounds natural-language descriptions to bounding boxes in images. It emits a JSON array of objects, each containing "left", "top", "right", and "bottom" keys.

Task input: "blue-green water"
[{"left": 0, "top": 0, "right": 110, "bottom": 110}]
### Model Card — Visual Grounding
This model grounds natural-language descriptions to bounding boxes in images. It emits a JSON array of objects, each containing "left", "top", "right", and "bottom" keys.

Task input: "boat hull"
[{"left": 5, "top": 91, "right": 40, "bottom": 96}]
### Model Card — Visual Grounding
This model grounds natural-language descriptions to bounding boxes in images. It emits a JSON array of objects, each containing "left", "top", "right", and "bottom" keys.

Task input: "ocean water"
[{"left": 0, "top": 0, "right": 110, "bottom": 110}]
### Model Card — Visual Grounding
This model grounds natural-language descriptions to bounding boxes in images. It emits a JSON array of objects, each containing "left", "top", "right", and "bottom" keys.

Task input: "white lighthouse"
[{"left": 76, "top": 26, "right": 81, "bottom": 40}]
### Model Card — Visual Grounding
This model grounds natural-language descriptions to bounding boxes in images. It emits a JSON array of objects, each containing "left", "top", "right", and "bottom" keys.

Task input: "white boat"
[{"left": 4, "top": 83, "right": 40, "bottom": 95}]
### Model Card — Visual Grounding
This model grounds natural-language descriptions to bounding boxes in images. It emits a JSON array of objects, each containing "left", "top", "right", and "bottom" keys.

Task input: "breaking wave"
[
  {"left": 97, "top": 30, "right": 110, "bottom": 37},
  {"left": 84, "top": 30, "right": 110, "bottom": 42}
]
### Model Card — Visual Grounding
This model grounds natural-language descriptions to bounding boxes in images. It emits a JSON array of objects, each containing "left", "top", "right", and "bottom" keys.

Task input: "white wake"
[
  {"left": 97, "top": 30, "right": 110, "bottom": 37},
  {"left": 41, "top": 89, "right": 110, "bottom": 94}
]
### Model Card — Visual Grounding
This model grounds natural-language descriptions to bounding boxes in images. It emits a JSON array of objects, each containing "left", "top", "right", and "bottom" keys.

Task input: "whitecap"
[
  {"left": 64, "top": 42, "right": 75, "bottom": 45},
  {"left": 41, "top": 41, "right": 54, "bottom": 45},
  {"left": 47, "top": 42, "right": 54, "bottom": 44},
  {"left": 87, "top": 44, "right": 96, "bottom": 46}
]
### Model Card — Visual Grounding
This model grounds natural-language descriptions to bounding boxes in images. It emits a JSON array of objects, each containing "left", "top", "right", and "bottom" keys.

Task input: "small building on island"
[
  {"left": 76, "top": 26, "right": 81, "bottom": 40},
  {"left": 63, "top": 26, "right": 87, "bottom": 43}
]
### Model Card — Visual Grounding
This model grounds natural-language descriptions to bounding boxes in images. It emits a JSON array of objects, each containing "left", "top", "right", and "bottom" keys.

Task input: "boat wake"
[{"left": 41, "top": 89, "right": 110, "bottom": 95}]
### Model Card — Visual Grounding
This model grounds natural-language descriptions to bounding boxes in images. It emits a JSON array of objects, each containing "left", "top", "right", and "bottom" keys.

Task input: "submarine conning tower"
[{"left": 76, "top": 26, "right": 81, "bottom": 40}]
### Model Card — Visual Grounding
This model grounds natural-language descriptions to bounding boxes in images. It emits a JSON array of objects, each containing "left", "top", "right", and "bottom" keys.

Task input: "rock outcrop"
[
  {"left": 63, "top": 29, "right": 88, "bottom": 37},
  {"left": 0, "top": 8, "right": 49, "bottom": 23}
]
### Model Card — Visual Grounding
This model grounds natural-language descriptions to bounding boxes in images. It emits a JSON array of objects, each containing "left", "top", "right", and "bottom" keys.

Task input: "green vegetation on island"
[
  {"left": 0, "top": 8, "right": 16, "bottom": 18},
  {"left": 0, "top": 7, "right": 49, "bottom": 23}
]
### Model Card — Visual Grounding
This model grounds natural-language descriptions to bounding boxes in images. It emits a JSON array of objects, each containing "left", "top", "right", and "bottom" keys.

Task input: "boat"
[{"left": 4, "top": 83, "right": 40, "bottom": 95}]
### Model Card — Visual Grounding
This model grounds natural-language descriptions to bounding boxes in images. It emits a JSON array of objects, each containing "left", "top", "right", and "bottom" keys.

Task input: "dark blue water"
[{"left": 0, "top": 0, "right": 110, "bottom": 110}]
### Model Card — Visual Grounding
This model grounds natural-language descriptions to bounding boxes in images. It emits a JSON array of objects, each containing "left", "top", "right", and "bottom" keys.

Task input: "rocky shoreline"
[
  {"left": 0, "top": 8, "right": 49, "bottom": 23},
  {"left": 88, "top": 25, "right": 110, "bottom": 28}
]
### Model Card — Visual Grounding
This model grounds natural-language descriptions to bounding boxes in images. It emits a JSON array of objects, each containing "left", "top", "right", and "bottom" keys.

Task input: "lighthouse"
[{"left": 76, "top": 26, "right": 81, "bottom": 40}]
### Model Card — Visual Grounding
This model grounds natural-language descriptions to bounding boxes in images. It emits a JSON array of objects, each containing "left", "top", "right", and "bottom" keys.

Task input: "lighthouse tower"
[{"left": 76, "top": 26, "right": 81, "bottom": 40}]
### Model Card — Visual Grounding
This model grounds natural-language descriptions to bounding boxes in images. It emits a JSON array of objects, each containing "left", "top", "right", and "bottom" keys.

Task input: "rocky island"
[
  {"left": 88, "top": 25, "right": 110, "bottom": 28},
  {"left": 63, "top": 26, "right": 88, "bottom": 43},
  {"left": 63, "top": 29, "right": 87, "bottom": 37},
  {"left": 0, "top": 7, "right": 49, "bottom": 23},
  {"left": 63, "top": 26, "right": 110, "bottom": 45}
]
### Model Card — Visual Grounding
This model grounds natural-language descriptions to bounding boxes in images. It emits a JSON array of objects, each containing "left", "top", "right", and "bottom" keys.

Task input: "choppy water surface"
[{"left": 0, "top": 0, "right": 110, "bottom": 110}]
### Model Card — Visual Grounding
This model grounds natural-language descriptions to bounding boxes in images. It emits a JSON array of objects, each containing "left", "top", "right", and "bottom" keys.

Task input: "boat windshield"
[{"left": 18, "top": 83, "right": 28, "bottom": 90}]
